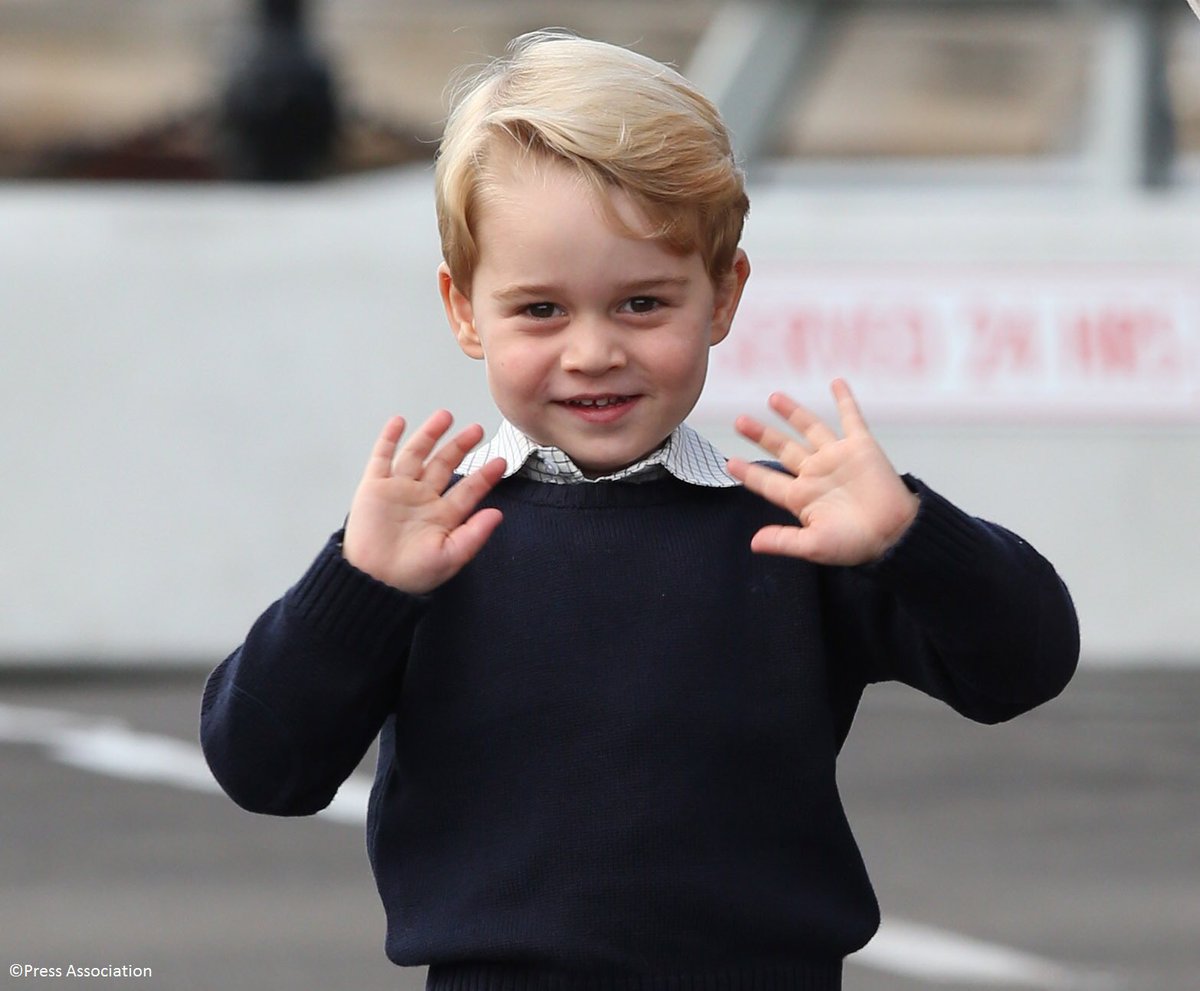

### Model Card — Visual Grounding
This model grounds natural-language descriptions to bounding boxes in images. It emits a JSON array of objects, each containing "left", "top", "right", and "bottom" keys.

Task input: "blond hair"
[{"left": 435, "top": 30, "right": 749, "bottom": 289}]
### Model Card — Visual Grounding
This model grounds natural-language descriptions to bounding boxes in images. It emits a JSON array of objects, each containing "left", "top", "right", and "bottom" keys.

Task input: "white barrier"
[{"left": 3, "top": 170, "right": 1199, "bottom": 666}]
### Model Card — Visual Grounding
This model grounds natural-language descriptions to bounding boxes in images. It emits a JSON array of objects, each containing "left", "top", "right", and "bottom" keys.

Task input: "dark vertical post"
[
  {"left": 218, "top": 0, "right": 340, "bottom": 181},
  {"left": 1139, "top": 0, "right": 1176, "bottom": 189}
]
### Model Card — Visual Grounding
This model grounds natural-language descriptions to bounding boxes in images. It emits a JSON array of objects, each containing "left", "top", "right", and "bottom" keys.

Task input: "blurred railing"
[
  {"left": 1, "top": 0, "right": 1197, "bottom": 189},
  {"left": 692, "top": 0, "right": 1188, "bottom": 192}
]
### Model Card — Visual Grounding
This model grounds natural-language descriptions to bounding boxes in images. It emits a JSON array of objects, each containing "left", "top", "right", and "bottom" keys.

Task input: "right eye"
[{"left": 523, "top": 302, "right": 561, "bottom": 319}]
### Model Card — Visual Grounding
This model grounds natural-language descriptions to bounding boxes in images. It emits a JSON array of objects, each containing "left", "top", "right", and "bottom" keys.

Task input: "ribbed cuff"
[
  {"left": 866, "top": 475, "right": 1005, "bottom": 591},
  {"left": 286, "top": 532, "right": 428, "bottom": 654}
]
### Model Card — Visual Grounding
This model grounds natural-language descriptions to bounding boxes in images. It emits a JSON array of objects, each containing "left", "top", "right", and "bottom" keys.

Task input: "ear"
[
  {"left": 708, "top": 249, "right": 751, "bottom": 347},
  {"left": 438, "top": 262, "right": 484, "bottom": 359}
]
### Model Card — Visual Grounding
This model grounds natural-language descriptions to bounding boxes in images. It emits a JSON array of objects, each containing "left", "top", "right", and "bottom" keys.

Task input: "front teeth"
[{"left": 572, "top": 396, "right": 624, "bottom": 407}]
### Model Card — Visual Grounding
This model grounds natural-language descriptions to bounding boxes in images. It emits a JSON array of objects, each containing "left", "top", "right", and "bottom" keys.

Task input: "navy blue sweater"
[{"left": 201, "top": 475, "right": 1078, "bottom": 991}]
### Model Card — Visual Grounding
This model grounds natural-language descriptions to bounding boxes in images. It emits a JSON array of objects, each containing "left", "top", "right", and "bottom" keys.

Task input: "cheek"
[
  {"left": 484, "top": 341, "right": 549, "bottom": 396},
  {"left": 647, "top": 331, "right": 713, "bottom": 386}
]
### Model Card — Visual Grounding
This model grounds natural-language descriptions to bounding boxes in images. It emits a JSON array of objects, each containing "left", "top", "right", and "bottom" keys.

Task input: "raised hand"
[
  {"left": 342, "top": 411, "right": 506, "bottom": 594},
  {"left": 725, "top": 379, "right": 919, "bottom": 566}
]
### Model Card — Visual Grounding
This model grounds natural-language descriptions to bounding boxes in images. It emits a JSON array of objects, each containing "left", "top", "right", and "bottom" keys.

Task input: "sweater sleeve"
[
  {"left": 200, "top": 532, "right": 426, "bottom": 816},
  {"left": 822, "top": 477, "right": 1080, "bottom": 725}
]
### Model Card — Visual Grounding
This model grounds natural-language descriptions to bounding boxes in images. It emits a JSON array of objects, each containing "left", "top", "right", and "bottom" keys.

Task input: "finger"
[
  {"left": 725, "top": 456, "right": 751, "bottom": 484},
  {"left": 441, "top": 507, "right": 505, "bottom": 571},
  {"left": 364, "top": 416, "right": 406, "bottom": 480},
  {"left": 768, "top": 392, "right": 839, "bottom": 448},
  {"left": 733, "top": 413, "right": 768, "bottom": 445},
  {"left": 728, "top": 459, "right": 810, "bottom": 512},
  {"left": 439, "top": 457, "right": 507, "bottom": 523},
  {"left": 391, "top": 409, "right": 454, "bottom": 478},
  {"left": 830, "top": 378, "right": 870, "bottom": 436},
  {"left": 733, "top": 417, "right": 812, "bottom": 473},
  {"left": 749, "top": 524, "right": 821, "bottom": 561},
  {"left": 422, "top": 423, "right": 487, "bottom": 493}
]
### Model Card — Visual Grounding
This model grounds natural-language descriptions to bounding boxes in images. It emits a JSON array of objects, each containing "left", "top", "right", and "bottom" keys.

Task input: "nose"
[{"left": 560, "top": 318, "right": 626, "bottom": 375}]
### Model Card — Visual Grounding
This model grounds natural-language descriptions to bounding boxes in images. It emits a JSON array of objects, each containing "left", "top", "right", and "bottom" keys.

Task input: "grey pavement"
[{"left": 1, "top": 667, "right": 1197, "bottom": 991}]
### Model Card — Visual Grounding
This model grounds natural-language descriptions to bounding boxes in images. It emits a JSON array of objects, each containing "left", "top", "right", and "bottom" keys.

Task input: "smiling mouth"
[{"left": 563, "top": 395, "right": 634, "bottom": 408}]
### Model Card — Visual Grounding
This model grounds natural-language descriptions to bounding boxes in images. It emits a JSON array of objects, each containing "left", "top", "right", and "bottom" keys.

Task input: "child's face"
[{"left": 440, "top": 156, "right": 749, "bottom": 477}]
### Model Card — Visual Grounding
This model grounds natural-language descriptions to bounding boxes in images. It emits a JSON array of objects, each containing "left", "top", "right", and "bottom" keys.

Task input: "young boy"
[{"left": 201, "top": 31, "right": 1079, "bottom": 991}]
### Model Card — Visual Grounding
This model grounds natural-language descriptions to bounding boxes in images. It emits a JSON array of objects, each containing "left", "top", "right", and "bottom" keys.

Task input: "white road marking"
[
  {"left": 0, "top": 702, "right": 1118, "bottom": 987},
  {"left": 849, "top": 919, "right": 1121, "bottom": 989},
  {"left": 0, "top": 701, "right": 366, "bottom": 824}
]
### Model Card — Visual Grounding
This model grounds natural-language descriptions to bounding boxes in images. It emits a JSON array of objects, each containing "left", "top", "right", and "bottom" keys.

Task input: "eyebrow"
[{"left": 491, "top": 276, "right": 692, "bottom": 303}]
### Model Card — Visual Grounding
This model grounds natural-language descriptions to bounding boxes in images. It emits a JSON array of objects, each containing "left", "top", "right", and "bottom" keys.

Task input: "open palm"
[
  {"left": 726, "top": 380, "right": 919, "bottom": 566},
  {"left": 342, "top": 410, "right": 506, "bottom": 594}
]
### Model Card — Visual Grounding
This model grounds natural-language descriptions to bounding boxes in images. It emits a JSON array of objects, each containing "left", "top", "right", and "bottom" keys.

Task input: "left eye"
[{"left": 624, "top": 297, "right": 661, "bottom": 314}]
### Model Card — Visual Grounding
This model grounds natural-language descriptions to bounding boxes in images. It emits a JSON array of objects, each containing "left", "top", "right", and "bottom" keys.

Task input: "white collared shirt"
[{"left": 456, "top": 419, "right": 739, "bottom": 487}]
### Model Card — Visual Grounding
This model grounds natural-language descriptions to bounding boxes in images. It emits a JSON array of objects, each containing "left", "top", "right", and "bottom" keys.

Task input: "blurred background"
[{"left": 2, "top": 1, "right": 1198, "bottom": 989}]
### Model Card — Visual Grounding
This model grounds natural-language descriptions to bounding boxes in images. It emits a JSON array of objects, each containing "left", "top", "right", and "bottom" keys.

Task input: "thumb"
[{"left": 749, "top": 524, "right": 822, "bottom": 561}]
